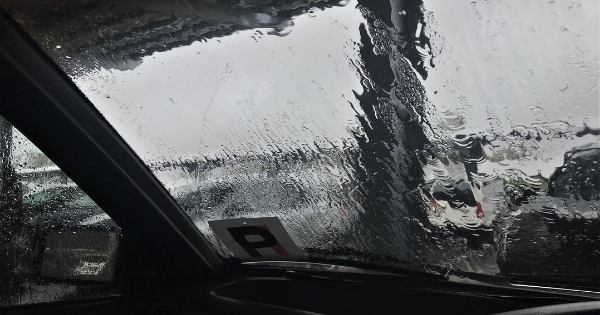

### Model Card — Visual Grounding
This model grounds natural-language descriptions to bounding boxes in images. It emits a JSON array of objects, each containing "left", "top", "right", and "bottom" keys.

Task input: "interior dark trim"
[
  {"left": 0, "top": 296, "right": 147, "bottom": 315},
  {"left": 149, "top": 265, "right": 600, "bottom": 315},
  {"left": 0, "top": 9, "right": 226, "bottom": 287}
]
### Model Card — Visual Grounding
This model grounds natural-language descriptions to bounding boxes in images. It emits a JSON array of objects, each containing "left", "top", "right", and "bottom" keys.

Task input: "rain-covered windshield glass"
[{"left": 2, "top": 0, "right": 598, "bottom": 288}]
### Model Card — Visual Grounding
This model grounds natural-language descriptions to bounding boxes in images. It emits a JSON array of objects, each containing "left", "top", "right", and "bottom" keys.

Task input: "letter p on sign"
[{"left": 209, "top": 217, "right": 307, "bottom": 261}]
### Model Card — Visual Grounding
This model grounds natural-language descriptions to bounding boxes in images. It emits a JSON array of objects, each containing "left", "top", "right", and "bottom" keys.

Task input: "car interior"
[{"left": 1, "top": 0, "right": 599, "bottom": 314}]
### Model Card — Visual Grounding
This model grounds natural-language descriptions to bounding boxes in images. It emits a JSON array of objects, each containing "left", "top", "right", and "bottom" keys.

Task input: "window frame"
[{"left": 0, "top": 8, "right": 225, "bottom": 301}]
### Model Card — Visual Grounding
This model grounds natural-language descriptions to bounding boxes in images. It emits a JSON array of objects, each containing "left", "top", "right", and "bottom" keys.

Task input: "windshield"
[{"left": 2, "top": 0, "right": 598, "bottom": 287}]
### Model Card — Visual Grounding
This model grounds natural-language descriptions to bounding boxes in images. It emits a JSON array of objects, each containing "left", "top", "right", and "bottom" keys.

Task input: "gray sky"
[
  {"left": 421, "top": 0, "right": 599, "bottom": 177},
  {"left": 73, "top": 3, "right": 366, "bottom": 162},
  {"left": 68, "top": 0, "right": 599, "bottom": 179}
]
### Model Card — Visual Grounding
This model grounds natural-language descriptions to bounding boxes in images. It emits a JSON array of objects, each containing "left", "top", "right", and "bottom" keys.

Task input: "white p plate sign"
[{"left": 209, "top": 217, "right": 307, "bottom": 261}]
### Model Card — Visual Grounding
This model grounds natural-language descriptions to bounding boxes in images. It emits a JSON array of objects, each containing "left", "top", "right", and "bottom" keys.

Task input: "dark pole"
[
  {"left": 0, "top": 115, "right": 12, "bottom": 188},
  {"left": 0, "top": 115, "right": 22, "bottom": 241}
]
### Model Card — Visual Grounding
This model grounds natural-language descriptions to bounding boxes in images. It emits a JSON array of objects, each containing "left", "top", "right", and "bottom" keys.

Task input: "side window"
[{"left": 0, "top": 116, "right": 121, "bottom": 307}]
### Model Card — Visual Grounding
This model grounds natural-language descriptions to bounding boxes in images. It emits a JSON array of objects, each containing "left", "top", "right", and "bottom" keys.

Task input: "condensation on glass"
[
  {"left": 0, "top": 116, "right": 121, "bottom": 307},
  {"left": 1, "top": 0, "right": 598, "bottom": 288}
]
